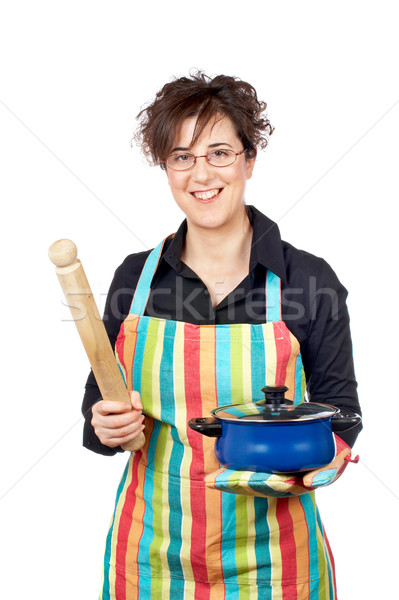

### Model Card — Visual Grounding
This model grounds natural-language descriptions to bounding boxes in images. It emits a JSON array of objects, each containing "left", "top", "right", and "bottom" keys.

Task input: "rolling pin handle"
[
  {"left": 49, "top": 238, "right": 145, "bottom": 452},
  {"left": 48, "top": 239, "right": 78, "bottom": 268}
]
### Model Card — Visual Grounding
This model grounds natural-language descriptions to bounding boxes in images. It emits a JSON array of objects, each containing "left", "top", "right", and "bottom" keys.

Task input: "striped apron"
[{"left": 100, "top": 239, "right": 337, "bottom": 600}]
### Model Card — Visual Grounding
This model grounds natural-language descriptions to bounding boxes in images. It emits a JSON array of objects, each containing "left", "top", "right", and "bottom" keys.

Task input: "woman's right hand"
[{"left": 91, "top": 390, "right": 145, "bottom": 448}]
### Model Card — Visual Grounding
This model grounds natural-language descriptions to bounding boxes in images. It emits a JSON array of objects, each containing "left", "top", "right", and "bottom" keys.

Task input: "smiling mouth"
[{"left": 191, "top": 188, "right": 222, "bottom": 200}]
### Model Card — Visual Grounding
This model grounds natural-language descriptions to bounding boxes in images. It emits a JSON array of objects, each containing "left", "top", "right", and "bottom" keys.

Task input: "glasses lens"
[
  {"left": 166, "top": 153, "right": 195, "bottom": 170},
  {"left": 207, "top": 149, "right": 237, "bottom": 167}
]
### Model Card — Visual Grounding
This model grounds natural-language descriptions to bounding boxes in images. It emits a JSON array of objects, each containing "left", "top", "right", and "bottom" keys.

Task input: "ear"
[{"left": 245, "top": 155, "right": 256, "bottom": 180}]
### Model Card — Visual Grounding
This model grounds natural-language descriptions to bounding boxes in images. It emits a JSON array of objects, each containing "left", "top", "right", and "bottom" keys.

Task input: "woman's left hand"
[
  {"left": 302, "top": 434, "right": 359, "bottom": 489},
  {"left": 205, "top": 435, "right": 359, "bottom": 497}
]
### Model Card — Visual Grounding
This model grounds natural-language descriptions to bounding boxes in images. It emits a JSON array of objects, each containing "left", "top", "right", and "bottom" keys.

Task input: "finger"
[
  {"left": 94, "top": 400, "right": 135, "bottom": 416},
  {"left": 129, "top": 390, "right": 143, "bottom": 411},
  {"left": 102, "top": 417, "right": 145, "bottom": 439},
  {"left": 93, "top": 409, "right": 145, "bottom": 430},
  {"left": 100, "top": 422, "right": 146, "bottom": 447}
]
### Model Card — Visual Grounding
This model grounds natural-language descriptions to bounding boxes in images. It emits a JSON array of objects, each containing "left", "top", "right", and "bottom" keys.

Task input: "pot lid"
[{"left": 212, "top": 386, "right": 339, "bottom": 423}]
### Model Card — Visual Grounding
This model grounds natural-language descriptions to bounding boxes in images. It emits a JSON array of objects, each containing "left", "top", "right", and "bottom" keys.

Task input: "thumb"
[{"left": 129, "top": 390, "right": 143, "bottom": 411}]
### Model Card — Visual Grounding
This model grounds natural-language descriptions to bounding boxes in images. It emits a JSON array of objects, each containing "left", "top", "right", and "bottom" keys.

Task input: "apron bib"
[{"left": 100, "top": 239, "right": 337, "bottom": 600}]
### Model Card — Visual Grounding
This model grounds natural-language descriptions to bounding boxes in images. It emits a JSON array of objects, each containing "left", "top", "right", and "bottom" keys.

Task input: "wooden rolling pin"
[{"left": 48, "top": 238, "right": 145, "bottom": 452}]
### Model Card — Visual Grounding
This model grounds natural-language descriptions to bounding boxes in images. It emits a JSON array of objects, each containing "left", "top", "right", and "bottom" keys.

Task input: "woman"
[{"left": 82, "top": 71, "right": 362, "bottom": 599}]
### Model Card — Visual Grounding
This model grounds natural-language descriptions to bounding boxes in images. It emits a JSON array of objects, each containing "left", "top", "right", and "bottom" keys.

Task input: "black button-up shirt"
[{"left": 82, "top": 205, "right": 361, "bottom": 453}]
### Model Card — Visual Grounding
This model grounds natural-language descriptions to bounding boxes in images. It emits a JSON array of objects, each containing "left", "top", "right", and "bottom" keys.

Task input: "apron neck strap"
[
  {"left": 265, "top": 269, "right": 282, "bottom": 321},
  {"left": 129, "top": 235, "right": 282, "bottom": 320},
  {"left": 129, "top": 237, "right": 169, "bottom": 315}
]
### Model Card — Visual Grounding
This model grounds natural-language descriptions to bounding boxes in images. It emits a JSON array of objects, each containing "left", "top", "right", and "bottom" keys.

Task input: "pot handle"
[
  {"left": 188, "top": 417, "right": 222, "bottom": 437},
  {"left": 331, "top": 409, "right": 362, "bottom": 433}
]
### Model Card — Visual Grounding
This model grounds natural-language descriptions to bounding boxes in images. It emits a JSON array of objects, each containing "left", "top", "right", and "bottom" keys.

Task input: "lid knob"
[{"left": 261, "top": 386, "right": 289, "bottom": 407}]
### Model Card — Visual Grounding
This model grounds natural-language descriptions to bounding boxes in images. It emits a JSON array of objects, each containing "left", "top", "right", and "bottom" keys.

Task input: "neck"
[{"left": 182, "top": 206, "right": 253, "bottom": 272}]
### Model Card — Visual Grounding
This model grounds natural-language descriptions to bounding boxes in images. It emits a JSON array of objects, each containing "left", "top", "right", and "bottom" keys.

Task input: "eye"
[
  {"left": 210, "top": 150, "right": 229, "bottom": 158},
  {"left": 171, "top": 153, "right": 193, "bottom": 163},
  {"left": 208, "top": 149, "right": 235, "bottom": 165}
]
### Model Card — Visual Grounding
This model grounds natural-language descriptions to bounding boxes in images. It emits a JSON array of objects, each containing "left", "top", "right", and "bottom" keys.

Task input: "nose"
[{"left": 191, "top": 156, "right": 215, "bottom": 182}]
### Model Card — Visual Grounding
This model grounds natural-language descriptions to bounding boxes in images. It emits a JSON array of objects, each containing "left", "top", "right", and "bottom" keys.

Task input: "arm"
[
  {"left": 206, "top": 258, "right": 361, "bottom": 497},
  {"left": 300, "top": 258, "right": 362, "bottom": 447}
]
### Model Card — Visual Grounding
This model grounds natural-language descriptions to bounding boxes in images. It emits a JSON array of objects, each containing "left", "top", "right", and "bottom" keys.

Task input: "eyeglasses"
[{"left": 164, "top": 148, "right": 247, "bottom": 171}]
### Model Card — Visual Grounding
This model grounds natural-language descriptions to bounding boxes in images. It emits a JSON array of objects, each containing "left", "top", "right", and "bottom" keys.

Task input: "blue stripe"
[
  {"left": 132, "top": 316, "right": 150, "bottom": 394},
  {"left": 137, "top": 422, "right": 160, "bottom": 579},
  {"left": 130, "top": 241, "right": 164, "bottom": 316},
  {"left": 216, "top": 326, "right": 238, "bottom": 589},
  {"left": 101, "top": 460, "right": 130, "bottom": 599},
  {"left": 243, "top": 325, "right": 273, "bottom": 593},
  {"left": 300, "top": 494, "right": 320, "bottom": 598},
  {"left": 138, "top": 570, "right": 152, "bottom": 598},
  {"left": 294, "top": 352, "right": 305, "bottom": 406},
  {"left": 250, "top": 324, "right": 266, "bottom": 402},
  {"left": 169, "top": 578, "right": 185, "bottom": 598},
  {"left": 160, "top": 321, "right": 185, "bottom": 580},
  {"left": 266, "top": 270, "right": 281, "bottom": 322},
  {"left": 216, "top": 325, "right": 232, "bottom": 406}
]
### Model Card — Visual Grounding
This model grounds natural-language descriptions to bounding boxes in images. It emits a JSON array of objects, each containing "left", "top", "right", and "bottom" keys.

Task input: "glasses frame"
[{"left": 163, "top": 148, "right": 247, "bottom": 171}]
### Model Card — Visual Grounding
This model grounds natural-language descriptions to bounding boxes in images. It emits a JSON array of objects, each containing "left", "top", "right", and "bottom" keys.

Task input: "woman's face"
[{"left": 166, "top": 115, "right": 256, "bottom": 232}]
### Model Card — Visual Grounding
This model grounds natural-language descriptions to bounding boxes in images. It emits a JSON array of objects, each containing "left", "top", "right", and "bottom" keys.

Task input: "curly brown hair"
[{"left": 134, "top": 70, "right": 274, "bottom": 169}]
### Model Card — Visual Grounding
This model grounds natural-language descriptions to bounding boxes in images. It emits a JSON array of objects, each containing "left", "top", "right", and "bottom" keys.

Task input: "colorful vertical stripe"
[{"left": 100, "top": 242, "right": 337, "bottom": 599}]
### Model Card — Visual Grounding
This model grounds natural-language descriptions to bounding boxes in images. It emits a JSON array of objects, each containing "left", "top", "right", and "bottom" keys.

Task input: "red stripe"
[
  {"left": 273, "top": 322, "right": 292, "bottom": 386},
  {"left": 115, "top": 324, "right": 128, "bottom": 378},
  {"left": 323, "top": 525, "right": 337, "bottom": 598},
  {"left": 275, "top": 498, "right": 297, "bottom": 600},
  {"left": 184, "top": 324, "right": 210, "bottom": 599},
  {"left": 115, "top": 453, "right": 142, "bottom": 600}
]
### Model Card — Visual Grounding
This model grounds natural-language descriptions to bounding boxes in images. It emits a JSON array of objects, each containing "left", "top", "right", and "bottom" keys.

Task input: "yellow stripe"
[
  {"left": 267, "top": 499, "right": 282, "bottom": 586},
  {"left": 200, "top": 325, "right": 218, "bottom": 411},
  {"left": 245, "top": 498, "right": 258, "bottom": 598},
  {"left": 99, "top": 562, "right": 105, "bottom": 599},
  {"left": 242, "top": 325, "right": 252, "bottom": 402}
]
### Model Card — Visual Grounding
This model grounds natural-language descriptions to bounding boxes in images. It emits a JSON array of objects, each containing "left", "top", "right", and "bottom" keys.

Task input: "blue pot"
[{"left": 188, "top": 386, "right": 361, "bottom": 473}]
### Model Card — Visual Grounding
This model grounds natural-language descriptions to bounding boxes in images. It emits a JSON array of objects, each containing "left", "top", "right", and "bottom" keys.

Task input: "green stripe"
[
  {"left": 230, "top": 326, "right": 250, "bottom": 592},
  {"left": 235, "top": 496, "right": 250, "bottom": 594},
  {"left": 140, "top": 318, "right": 161, "bottom": 415}
]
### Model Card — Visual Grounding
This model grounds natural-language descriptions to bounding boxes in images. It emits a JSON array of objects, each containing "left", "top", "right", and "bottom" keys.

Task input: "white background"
[{"left": 1, "top": 1, "right": 398, "bottom": 598}]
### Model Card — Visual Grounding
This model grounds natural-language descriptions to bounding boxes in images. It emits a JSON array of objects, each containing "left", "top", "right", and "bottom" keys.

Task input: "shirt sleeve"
[{"left": 299, "top": 259, "right": 362, "bottom": 447}]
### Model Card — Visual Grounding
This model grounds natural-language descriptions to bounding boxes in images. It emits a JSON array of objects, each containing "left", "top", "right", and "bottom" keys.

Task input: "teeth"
[{"left": 193, "top": 189, "right": 220, "bottom": 200}]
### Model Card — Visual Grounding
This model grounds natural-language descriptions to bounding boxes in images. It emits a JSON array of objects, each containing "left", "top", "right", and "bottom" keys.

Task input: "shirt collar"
[
  {"left": 247, "top": 205, "right": 287, "bottom": 283},
  {"left": 162, "top": 205, "right": 287, "bottom": 284}
]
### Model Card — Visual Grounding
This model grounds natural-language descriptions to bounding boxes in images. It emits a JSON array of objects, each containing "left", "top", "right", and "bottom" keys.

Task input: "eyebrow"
[{"left": 170, "top": 142, "right": 234, "bottom": 153}]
